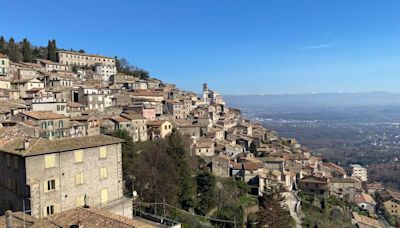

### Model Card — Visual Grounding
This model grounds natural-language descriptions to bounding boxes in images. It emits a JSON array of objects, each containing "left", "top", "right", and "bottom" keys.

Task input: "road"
[
  {"left": 283, "top": 192, "right": 302, "bottom": 228},
  {"left": 377, "top": 214, "right": 392, "bottom": 228}
]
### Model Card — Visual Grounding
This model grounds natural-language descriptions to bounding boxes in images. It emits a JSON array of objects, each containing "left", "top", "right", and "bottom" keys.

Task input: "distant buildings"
[
  {"left": 350, "top": 164, "right": 368, "bottom": 182},
  {"left": 57, "top": 51, "right": 116, "bottom": 67}
]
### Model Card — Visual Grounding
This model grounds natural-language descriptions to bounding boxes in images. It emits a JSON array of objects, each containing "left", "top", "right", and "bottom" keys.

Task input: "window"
[
  {"left": 100, "top": 168, "right": 108, "bottom": 179},
  {"left": 59, "top": 121, "right": 64, "bottom": 128},
  {"left": 101, "top": 188, "right": 108, "bottom": 205},
  {"left": 57, "top": 105, "right": 60, "bottom": 111},
  {"left": 44, "top": 154, "right": 55, "bottom": 168},
  {"left": 75, "top": 173, "right": 84, "bottom": 185},
  {"left": 47, "top": 179, "right": 56, "bottom": 191},
  {"left": 99, "top": 147, "right": 107, "bottom": 159},
  {"left": 74, "top": 150, "right": 83, "bottom": 163},
  {"left": 46, "top": 205, "right": 54, "bottom": 216},
  {"left": 76, "top": 195, "right": 85, "bottom": 207}
]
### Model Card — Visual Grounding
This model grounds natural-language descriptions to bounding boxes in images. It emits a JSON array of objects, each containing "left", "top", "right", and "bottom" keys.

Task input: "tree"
[
  {"left": 71, "top": 65, "right": 78, "bottom": 73},
  {"left": 47, "top": 39, "right": 57, "bottom": 61},
  {"left": 78, "top": 49, "right": 85, "bottom": 53},
  {"left": 6, "top": 37, "right": 22, "bottom": 62},
  {"left": 0, "top": 36, "right": 5, "bottom": 54},
  {"left": 257, "top": 191, "right": 294, "bottom": 228},
  {"left": 22, "top": 38, "right": 33, "bottom": 62},
  {"left": 195, "top": 171, "right": 216, "bottom": 215},
  {"left": 133, "top": 141, "right": 180, "bottom": 206},
  {"left": 166, "top": 129, "right": 196, "bottom": 210}
]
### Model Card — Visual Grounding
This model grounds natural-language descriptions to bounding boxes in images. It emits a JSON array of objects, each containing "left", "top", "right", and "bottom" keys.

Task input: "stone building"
[
  {"left": 57, "top": 51, "right": 116, "bottom": 67},
  {"left": 0, "top": 135, "right": 126, "bottom": 219}
]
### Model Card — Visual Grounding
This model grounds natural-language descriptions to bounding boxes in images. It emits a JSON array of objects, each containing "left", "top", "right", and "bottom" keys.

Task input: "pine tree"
[{"left": 22, "top": 38, "right": 33, "bottom": 62}]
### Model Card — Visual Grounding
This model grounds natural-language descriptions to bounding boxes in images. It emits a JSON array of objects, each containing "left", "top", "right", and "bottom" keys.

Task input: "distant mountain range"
[{"left": 224, "top": 92, "right": 400, "bottom": 108}]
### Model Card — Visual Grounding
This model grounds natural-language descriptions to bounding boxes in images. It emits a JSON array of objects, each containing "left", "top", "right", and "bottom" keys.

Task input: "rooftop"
[
  {"left": 21, "top": 111, "right": 66, "bottom": 120},
  {"left": 0, "top": 134, "right": 124, "bottom": 157}
]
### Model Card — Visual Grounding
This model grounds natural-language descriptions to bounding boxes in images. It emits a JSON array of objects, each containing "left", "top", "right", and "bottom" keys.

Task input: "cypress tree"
[
  {"left": 0, "top": 36, "right": 5, "bottom": 54},
  {"left": 22, "top": 38, "right": 33, "bottom": 62},
  {"left": 47, "top": 39, "right": 57, "bottom": 61},
  {"left": 6, "top": 37, "right": 21, "bottom": 62},
  {"left": 51, "top": 39, "right": 57, "bottom": 61}
]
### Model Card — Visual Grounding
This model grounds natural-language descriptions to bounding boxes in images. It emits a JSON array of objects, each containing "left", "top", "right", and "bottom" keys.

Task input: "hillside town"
[{"left": 0, "top": 43, "right": 399, "bottom": 228}]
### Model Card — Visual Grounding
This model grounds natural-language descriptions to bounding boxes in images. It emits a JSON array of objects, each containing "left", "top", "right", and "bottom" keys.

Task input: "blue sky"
[{"left": 2, "top": 0, "right": 400, "bottom": 94}]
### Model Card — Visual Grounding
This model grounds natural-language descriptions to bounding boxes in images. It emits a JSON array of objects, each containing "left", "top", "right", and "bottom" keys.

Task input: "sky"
[{"left": 1, "top": 0, "right": 400, "bottom": 95}]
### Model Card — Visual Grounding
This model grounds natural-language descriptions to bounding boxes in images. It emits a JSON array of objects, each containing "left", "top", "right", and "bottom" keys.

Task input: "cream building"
[
  {"left": 0, "top": 135, "right": 126, "bottom": 219},
  {"left": 57, "top": 51, "right": 115, "bottom": 67},
  {"left": 0, "top": 54, "right": 9, "bottom": 76}
]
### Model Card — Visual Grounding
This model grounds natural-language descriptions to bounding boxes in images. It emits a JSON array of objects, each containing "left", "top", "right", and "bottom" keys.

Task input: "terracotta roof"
[
  {"left": 121, "top": 113, "right": 147, "bottom": 120},
  {"left": 232, "top": 162, "right": 262, "bottom": 170},
  {"left": 46, "top": 207, "right": 160, "bottom": 228},
  {"left": 22, "top": 111, "right": 66, "bottom": 120},
  {"left": 352, "top": 212, "right": 382, "bottom": 228},
  {"left": 354, "top": 193, "right": 376, "bottom": 205},
  {"left": 67, "top": 101, "right": 85, "bottom": 108},
  {"left": 300, "top": 175, "right": 328, "bottom": 184},
  {"left": 111, "top": 116, "right": 131, "bottom": 123},
  {"left": 0, "top": 135, "right": 124, "bottom": 157},
  {"left": 147, "top": 120, "right": 169, "bottom": 126}
]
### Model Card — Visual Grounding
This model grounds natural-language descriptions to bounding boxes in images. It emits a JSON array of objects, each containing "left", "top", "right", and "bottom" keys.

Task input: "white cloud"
[{"left": 297, "top": 43, "right": 333, "bottom": 50}]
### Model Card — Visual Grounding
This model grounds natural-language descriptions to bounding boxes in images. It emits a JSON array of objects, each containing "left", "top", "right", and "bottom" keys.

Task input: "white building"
[
  {"left": 0, "top": 53, "right": 10, "bottom": 76},
  {"left": 350, "top": 164, "right": 368, "bottom": 182},
  {"left": 95, "top": 64, "right": 117, "bottom": 82}
]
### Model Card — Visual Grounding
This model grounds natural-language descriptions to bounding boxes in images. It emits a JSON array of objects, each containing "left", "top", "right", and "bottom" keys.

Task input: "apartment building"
[
  {"left": 350, "top": 164, "right": 368, "bottom": 182},
  {"left": 0, "top": 134, "right": 125, "bottom": 219},
  {"left": 0, "top": 53, "right": 10, "bottom": 76},
  {"left": 15, "top": 111, "right": 70, "bottom": 139},
  {"left": 57, "top": 51, "right": 115, "bottom": 67},
  {"left": 95, "top": 64, "right": 117, "bottom": 82}
]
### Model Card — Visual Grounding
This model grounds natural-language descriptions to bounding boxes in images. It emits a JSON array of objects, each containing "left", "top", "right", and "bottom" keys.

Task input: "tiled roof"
[
  {"left": 352, "top": 212, "right": 382, "bottom": 228},
  {"left": 46, "top": 207, "right": 160, "bottom": 228},
  {"left": 0, "top": 135, "right": 124, "bottom": 157},
  {"left": 22, "top": 111, "right": 66, "bottom": 120},
  {"left": 121, "top": 113, "right": 147, "bottom": 120},
  {"left": 354, "top": 192, "right": 376, "bottom": 205}
]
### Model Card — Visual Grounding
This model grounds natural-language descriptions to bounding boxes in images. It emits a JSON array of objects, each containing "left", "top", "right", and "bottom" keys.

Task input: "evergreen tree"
[
  {"left": 22, "top": 38, "right": 33, "bottom": 62},
  {"left": 0, "top": 36, "right": 5, "bottom": 54},
  {"left": 195, "top": 171, "right": 216, "bottom": 215},
  {"left": 6, "top": 37, "right": 21, "bottom": 62},
  {"left": 166, "top": 129, "right": 196, "bottom": 210},
  {"left": 47, "top": 39, "right": 57, "bottom": 61}
]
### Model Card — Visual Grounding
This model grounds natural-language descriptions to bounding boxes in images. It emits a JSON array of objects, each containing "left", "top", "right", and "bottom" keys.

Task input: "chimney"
[
  {"left": 5, "top": 210, "right": 12, "bottom": 228},
  {"left": 24, "top": 139, "right": 30, "bottom": 150}
]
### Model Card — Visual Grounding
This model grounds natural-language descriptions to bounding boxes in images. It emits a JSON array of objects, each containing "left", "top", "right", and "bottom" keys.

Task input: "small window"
[
  {"left": 76, "top": 195, "right": 85, "bottom": 207},
  {"left": 74, "top": 150, "right": 83, "bottom": 163},
  {"left": 101, "top": 188, "right": 108, "bottom": 205},
  {"left": 75, "top": 173, "right": 84, "bottom": 185},
  {"left": 44, "top": 154, "right": 55, "bottom": 168},
  {"left": 100, "top": 168, "right": 108, "bottom": 179},
  {"left": 46, "top": 205, "right": 54, "bottom": 216},
  {"left": 47, "top": 180, "right": 56, "bottom": 191},
  {"left": 99, "top": 147, "right": 107, "bottom": 159}
]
